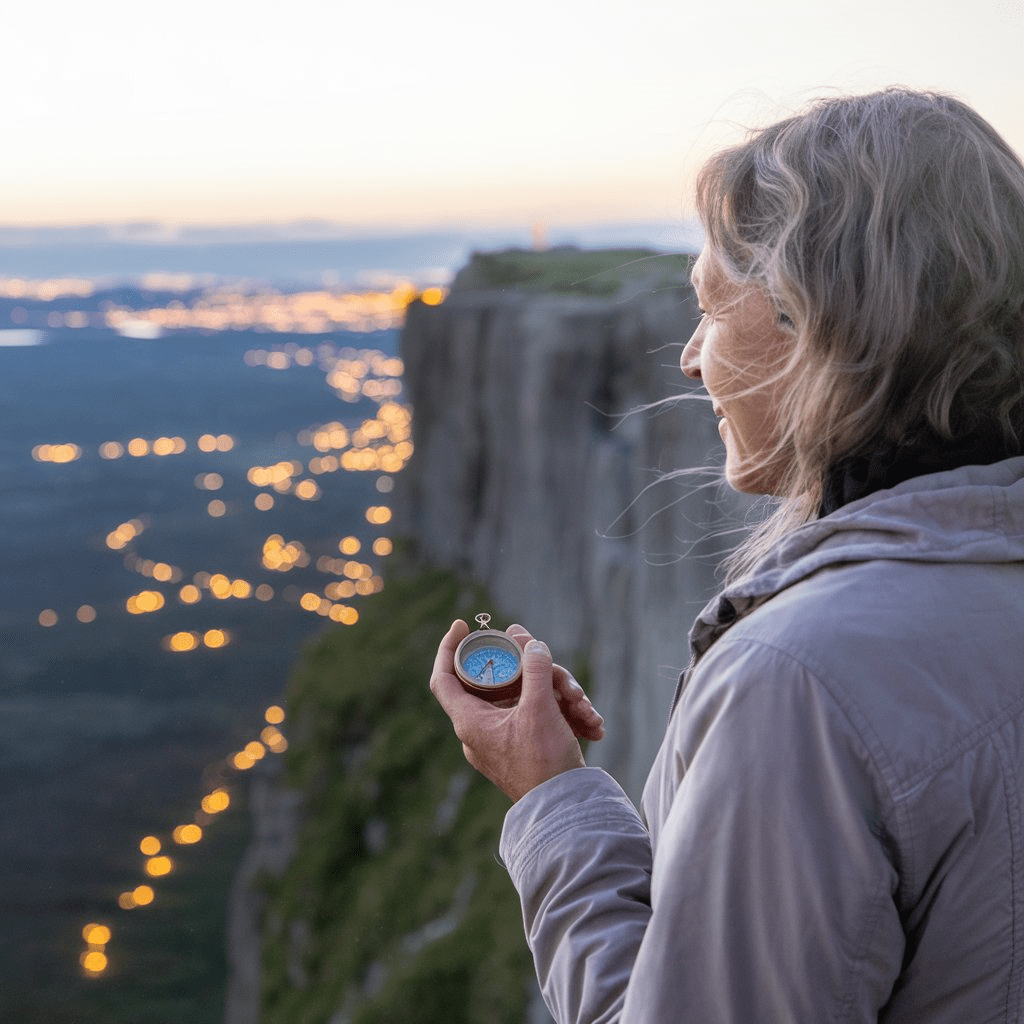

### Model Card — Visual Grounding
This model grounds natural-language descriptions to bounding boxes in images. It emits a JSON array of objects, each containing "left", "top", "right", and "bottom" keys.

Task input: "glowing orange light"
[
  {"left": 207, "top": 499, "right": 226, "bottom": 517},
  {"left": 338, "top": 536, "right": 360, "bottom": 555},
  {"left": 232, "top": 751, "right": 255, "bottom": 771},
  {"left": 372, "top": 537, "right": 393, "bottom": 556},
  {"left": 245, "top": 741, "right": 266, "bottom": 760},
  {"left": 81, "top": 950, "right": 108, "bottom": 974},
  {"left": 167, "top": 631, "right": 198, "bottom": 652},
  {"left": 203, "top": 629, "right": 228, "bottom": 649},
  {"left": 230, "top": 579, "right": 251, "bottom": 599},
  {"left": 197, "top": 434, "right": 217, "bottom": 453},
  {"left": 127, "top": 437, "right": 149, "bottom": 457},
  {"left": 152, "top": 436, "right": 175, "bottom": 456},
  {"left": 265, "top": 705, "right": 285, "bottom": 725},
  {"left": 299, "top": 592, "right": 321, "bottom": 612},
  {"left": 130, "top": 590, "right": 164, "bottom": 613},
  {"left": 82, "top": 923, "right": 111, "bottom": 944},
  {"left": 421, "top": 286, "right": 444, "bottom": 306},
  {"left": 152, "top": 562, "right": 173, "bottom": 582},
  {"left": 118, "top": 892, "right": 136, "bottom": 910},
  {"left": 139, "top": 835, "right": 161, "bottom": 856},
  {"left": 200, "top": 472, "right": 223, "bottom": 490},
  {"left": 254, "top": 493, "right": 274, "bottom": 511},
  {"left": 99, "top": 441, "right": 125, "bottom": 460},
  {"left": 179, "top": 584, "right": 201, "bottom": 604},
  {"left": 173, "top": 824, "right": 202, "bottom": 845},
  {"left": 38, "top": 609, "right": 58, "bottom": 627},
  {"left": 76, "top": 604, "right": 97, "bottom": 623},
  {"left": 132, "top": 885, "right": 154, "bottom": 906},
  {"left": 145, "top": 855, "right": 172, "bottom": 877},
  {"left": 201, "top": 789, "right": 231, "bottom": 814}
]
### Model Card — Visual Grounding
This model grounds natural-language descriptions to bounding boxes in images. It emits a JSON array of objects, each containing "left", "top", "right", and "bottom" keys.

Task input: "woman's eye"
[{"left": 778, "top": 311, "right": 794, "bottom": 327}]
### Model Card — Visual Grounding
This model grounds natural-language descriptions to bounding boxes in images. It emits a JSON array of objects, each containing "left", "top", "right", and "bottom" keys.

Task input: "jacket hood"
[{"left": 688, "top": 456, "right": 1024, "bottom": 665}]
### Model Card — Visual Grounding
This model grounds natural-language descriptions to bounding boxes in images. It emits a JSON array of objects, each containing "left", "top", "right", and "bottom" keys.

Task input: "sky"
[{"left": 1, "top": 0, "right": 1022, "bottom": 230}]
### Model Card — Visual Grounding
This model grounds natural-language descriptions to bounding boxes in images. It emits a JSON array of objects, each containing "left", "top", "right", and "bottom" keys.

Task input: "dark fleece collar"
[{"left": 819, "top": 434, "right": 1018, "bottom": 517}]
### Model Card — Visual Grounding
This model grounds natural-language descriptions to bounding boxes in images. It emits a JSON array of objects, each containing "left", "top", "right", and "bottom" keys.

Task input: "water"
[{"left": 0, "top": 323, "right": 402, "bottom": 1015}]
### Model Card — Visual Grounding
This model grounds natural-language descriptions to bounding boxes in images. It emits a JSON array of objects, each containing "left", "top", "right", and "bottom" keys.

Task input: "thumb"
[{"left": 520, "top": 639, "right": 555, "bottom": 708}]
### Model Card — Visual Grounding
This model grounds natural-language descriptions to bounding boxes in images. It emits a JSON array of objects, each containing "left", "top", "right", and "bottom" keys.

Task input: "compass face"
[{"left": 461, "top": 645, "right": 520, "bottom": 686}]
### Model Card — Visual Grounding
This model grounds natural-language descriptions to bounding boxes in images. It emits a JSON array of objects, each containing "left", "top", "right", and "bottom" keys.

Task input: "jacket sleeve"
[{"left": 499, "top": 638, "right": 906, "bottom": 1024}]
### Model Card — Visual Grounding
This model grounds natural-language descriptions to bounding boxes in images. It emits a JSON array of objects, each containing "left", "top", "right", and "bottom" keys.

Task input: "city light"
[{"left": 23, "top": 317, "right": 408, "bottom": 985}]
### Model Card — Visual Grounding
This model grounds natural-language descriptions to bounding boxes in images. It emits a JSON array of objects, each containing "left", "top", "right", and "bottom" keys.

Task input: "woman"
[{"left": 431, "top": 88, "right": 1024, "bottom": 1022}]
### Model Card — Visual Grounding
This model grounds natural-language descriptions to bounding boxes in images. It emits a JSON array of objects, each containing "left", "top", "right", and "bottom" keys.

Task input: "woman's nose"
[{"left": 680, "top": 326, "right": 703, "bottom": 380}]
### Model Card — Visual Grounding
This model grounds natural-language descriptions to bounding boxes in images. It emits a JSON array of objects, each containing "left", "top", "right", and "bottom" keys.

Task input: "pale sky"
[{"left": 1, "top": 0, "right": 1021, "bottom": 228}]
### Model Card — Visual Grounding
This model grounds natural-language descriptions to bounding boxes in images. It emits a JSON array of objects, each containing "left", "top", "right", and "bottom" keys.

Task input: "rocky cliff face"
[
  {"left": 397, "top": 250, "right": 746, "bottom": 797},
  {"left": 224, "top": 249, "right": 752, "bottom": 1024}
]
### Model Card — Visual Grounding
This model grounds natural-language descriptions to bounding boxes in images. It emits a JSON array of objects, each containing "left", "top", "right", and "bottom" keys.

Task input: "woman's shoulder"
[{"left": 685, "top": 554, "right": 1024, "bottom": 791}]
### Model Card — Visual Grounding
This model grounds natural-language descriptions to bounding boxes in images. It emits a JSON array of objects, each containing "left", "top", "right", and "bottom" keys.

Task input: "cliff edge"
[
  {"left": 398, "top": 246, "right": 743, "bottom": 796},
  {"left": 225, "top": 246, "right": 750, "bottom": 1024}
]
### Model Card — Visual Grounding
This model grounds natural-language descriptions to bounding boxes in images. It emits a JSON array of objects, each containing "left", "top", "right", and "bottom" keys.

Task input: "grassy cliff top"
[
  {"left": 259, "top": 567, "right": 544, "bottom": 1024},
  {"left": 448, "top": 245, "right": 693, "bottom": 297}
]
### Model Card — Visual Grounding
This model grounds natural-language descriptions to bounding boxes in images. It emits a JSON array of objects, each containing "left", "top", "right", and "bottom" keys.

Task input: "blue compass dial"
[{"left": 462, "top": 645, "right": 520, "bottom": 686}]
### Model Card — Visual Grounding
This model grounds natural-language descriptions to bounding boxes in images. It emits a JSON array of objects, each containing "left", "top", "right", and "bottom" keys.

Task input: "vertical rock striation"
[
  {"left": 224, "top": 249, "right": 755, "bottom": 1024},
  {"left": 397, "top": 254, "right": 747, "bottom": 797}
]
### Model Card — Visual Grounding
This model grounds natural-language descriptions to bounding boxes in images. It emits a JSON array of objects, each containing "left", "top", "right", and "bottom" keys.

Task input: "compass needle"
[{"left": 453, "top": 613, "right": 524, "bottom": 702}]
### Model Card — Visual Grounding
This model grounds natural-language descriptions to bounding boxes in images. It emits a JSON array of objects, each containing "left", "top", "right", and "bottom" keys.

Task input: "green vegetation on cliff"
[
  {"left": 449, "top": 245, "right": 690, "bottom": 297},
  {"left": 259, "top": 568, "right": 534, "bottom": 1024}
]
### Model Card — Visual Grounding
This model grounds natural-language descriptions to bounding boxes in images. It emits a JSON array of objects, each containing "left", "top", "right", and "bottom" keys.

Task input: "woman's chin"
[{"left": 724, "top": 454, "right": 781, "bottom": 496}]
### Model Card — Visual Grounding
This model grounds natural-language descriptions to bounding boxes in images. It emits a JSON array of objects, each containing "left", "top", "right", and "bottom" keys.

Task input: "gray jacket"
[{"left": 500, "top": 458, "right": 1024, "bottom": 1023}]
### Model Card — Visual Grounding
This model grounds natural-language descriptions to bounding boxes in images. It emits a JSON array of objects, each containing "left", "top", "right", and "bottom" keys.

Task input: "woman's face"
[{"left": 680, "top": 249, "right": 794, "bottom": 494}]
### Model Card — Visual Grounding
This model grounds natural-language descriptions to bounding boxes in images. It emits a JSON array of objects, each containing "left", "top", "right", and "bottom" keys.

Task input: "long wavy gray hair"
[{"left": 696, "top": 88, "right": 1024, "bottom": 581}]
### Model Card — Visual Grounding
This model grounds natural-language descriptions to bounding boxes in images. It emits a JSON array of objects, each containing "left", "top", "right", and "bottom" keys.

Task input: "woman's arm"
[
  {"left": 430, "top": 619, "right": 604, "bottom": 802},
  {"left": 495, "top": 639, "right": 907, "bottom": 1023}
]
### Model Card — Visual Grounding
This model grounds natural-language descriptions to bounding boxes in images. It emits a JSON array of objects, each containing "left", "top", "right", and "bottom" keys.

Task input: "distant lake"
[{"left": 0, "top": 325, "right": 403, "bottom": 1010}]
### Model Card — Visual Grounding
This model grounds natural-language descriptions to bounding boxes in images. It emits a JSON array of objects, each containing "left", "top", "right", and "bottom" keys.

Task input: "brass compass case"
[{"left": 453, "top": 614, "right": 524, "bottom": 703}]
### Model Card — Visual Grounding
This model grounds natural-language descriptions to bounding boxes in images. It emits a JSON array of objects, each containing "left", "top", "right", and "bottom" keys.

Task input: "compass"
[{"left": 453, "top": 613, "right": 524, "bottom": 703}]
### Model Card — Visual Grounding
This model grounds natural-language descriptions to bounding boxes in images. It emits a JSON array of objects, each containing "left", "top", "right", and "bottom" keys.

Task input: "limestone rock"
[{"left": 397, "top": 262, "right": 747, "bottom": 797}]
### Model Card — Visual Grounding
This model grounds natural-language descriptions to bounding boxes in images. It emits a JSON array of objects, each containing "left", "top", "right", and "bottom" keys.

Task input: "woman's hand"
[{"left": 430, "top": 620, "right": 604, "bottom": 802}]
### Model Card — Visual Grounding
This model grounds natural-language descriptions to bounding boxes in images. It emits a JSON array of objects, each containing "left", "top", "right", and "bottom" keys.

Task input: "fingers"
[
  {"left": 505, "top": 623, "right": 534, "bottom": 651},
  {"left": 518, "top": 638, "right": 555, "bottom": 710},
  {"left": 430, "top": 619, "right": 474, "bottom": 717},
  {"left": 552, "top": 665, "right": 605, "bottom": 741},
  {"left": 432, "top": 618, "right": 469, "bottom": 678},
  {"left": 508, "top": 625, "right": 604, "bottom": 741},
  {"left": 432, "top": 619, "right": 603, "bottom": 743}
]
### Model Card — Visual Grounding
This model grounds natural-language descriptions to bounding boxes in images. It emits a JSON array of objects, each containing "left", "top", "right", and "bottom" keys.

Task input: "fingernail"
[{"left": 525, "top": 640, "right": 548, "bottom": 655}]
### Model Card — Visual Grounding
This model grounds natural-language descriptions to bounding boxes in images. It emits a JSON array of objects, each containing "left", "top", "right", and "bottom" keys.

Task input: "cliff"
[
  {"left": 398, "top": 247, "right": 743, "bottom": 796},
  {"left": 225, "top": 246, "right": 750, "bottom": 1023}
]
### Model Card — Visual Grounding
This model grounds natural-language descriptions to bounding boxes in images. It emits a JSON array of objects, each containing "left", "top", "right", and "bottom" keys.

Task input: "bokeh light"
[
  {"left": 173, "top": 824, "right": 203, "bottom": 845},
  {"left": 145, "top": 856, "right": 173, "bottom": 878},
  {"left": 133, "top": 885, "right": 155, "bottom": 906}
]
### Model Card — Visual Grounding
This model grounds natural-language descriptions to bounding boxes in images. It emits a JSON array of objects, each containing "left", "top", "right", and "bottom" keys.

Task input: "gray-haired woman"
[{"left": 432, "top": 88, "right": 1024, "bottom": 1022}]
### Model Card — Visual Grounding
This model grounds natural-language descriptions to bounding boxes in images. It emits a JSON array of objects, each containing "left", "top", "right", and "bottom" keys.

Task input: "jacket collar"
[{"left": 672, "top": 457, "right": 1024, "bottom": 710}]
